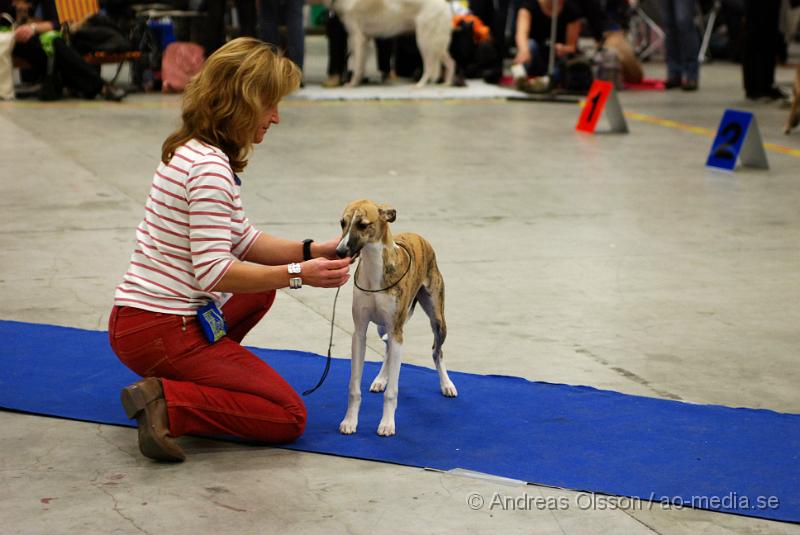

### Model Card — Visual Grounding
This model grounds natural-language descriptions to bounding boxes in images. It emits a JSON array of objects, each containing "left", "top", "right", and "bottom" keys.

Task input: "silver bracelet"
[
  {"left": 289, "top": 277, "right": 302, "bottom": 289},
  {"left": 288, "top": 262, "right": 302, "bottom": 274}
]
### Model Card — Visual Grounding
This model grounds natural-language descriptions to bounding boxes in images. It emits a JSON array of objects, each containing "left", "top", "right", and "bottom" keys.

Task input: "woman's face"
[{"left": 253, "top": 105, "right": 280, "bottom": 144}]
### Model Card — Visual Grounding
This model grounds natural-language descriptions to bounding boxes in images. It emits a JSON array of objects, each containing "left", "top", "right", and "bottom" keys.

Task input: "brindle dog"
[{"left": 335, "top": 199, "right": 457, "bottom": 436}]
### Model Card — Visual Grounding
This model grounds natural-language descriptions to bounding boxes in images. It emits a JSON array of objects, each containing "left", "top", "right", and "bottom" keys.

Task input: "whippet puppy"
[{"left": 336, "top": 199, "right": 457, "bottom": 436}]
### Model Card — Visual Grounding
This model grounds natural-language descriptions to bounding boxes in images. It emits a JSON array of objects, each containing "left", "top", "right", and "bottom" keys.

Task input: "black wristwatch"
[{"left": 302, "top": 239, "right": 314, "bottom": 261}]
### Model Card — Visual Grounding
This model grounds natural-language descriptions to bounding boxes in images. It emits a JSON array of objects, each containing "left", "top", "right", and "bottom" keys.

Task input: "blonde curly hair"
[{"left": 162, "top": 37, "right": 301, "bottom": 173}]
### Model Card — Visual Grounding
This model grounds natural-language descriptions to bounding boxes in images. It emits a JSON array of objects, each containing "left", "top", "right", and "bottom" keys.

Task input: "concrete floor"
[{"left": 1, "top": 38, "right": 800, "bottom": 533}]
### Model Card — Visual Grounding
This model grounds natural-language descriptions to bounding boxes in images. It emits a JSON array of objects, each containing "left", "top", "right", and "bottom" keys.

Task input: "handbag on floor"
[{"left": 161, "top": 41, "right": 204, "bottom": 93}]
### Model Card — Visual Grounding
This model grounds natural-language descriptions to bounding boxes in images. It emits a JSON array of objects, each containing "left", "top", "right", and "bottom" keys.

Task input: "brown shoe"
[
  {"left": 121, "top": 378, "right": 186, "bottom": 462},
  {"left": 322, "top": 74, "right": 342, "bottom": 88}
]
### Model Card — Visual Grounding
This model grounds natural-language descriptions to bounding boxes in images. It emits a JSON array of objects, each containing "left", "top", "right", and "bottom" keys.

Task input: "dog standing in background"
[
  {"left": 785, "top": 67, "right": 800, "bottom": 135},
  {"left": 331, "top": 0, "right": 456, "bottom": 87},
  {"left": 336, "top": 199, "right": 457, "bottom": 436}
]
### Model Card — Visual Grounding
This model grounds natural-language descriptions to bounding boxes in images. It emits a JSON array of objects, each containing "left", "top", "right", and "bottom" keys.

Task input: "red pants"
[{"left": 108, "top": 292, "right": 306, "bottom": 443}]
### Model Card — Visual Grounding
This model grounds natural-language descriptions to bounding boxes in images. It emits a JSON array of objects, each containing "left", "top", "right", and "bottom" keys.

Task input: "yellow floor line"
[{"left": 624, "top": 110, "right": 800, "bottom": 159}]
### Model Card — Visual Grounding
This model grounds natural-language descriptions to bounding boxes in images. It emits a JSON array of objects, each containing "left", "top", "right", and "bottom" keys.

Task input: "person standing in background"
[
  {"left": 323, "top": 7, "right": 347, "bottom": 86},
  {"left": 260, "top": 0, "right": 305, "bottom": 71},
  {"left": 742, "top": 0, "right": 786, "bottom": 100},
  {"left": 204, "top": 0, "right": 257, "bottom": 56},
  {"left": 661, "top": 0, "right": 700, "bottom": 91}
]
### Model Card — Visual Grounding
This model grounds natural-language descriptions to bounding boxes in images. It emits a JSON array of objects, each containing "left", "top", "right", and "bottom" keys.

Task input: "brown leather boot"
[{"left": 121, "top": 378, "right": 186, "bottom": 462}]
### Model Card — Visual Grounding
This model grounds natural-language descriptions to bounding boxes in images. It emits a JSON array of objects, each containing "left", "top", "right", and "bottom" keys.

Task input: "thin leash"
[
  {"left": 302, "top": 285, "right": 340, "bottom": 396},
  {"left": 302, "top": 243, "right": 413, "bottom": 396}
]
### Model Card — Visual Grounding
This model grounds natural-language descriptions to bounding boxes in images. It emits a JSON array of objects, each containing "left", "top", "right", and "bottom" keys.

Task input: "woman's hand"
[
  {"left": 555, "top": 43, "right": 574, "bottom": 58},
  {"left": 14, "top": 24, "right": 35, "bottom": 44},
  {"left": 301, "top": 257, "right": 351, "bottom": 288},
  {"left": 513, "top": 48, "right": 531, "bottom": 67},
  {"left": 312, "top": 236, "right": 345, "bottom": 260}
]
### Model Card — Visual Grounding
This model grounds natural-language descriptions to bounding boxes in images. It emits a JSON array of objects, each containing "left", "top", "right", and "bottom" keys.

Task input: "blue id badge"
[{"left": 197, "top": 301, "right": 228, "bottom": 343}]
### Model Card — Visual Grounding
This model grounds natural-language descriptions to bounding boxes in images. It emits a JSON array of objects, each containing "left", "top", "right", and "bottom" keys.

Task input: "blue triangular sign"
[{"left": 706, "top": 109, "right": 769, "bottom": 171}]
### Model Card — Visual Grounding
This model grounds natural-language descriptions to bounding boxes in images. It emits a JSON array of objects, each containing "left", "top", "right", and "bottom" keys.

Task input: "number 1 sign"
[
  {"left": 576, "top": 80, "right": 629, "bottom": 134},
  {"left": 706, "top": 110, "right": 769, "bottom": 171}
]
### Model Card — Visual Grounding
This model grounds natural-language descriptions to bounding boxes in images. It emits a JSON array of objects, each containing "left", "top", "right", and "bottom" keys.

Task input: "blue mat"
[{"left": 0, "top": 320, "right": 798, "bottom": 523}]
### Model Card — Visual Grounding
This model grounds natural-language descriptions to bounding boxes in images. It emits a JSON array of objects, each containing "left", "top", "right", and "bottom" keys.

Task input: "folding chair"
[
  {"left": 627, "top": 0, "right": 665, "bottom": 61},
  {"left": 54, "top": 0, "right": 141, "bottom": 84},
  {"left": 697, "top": 0, "right": 721, "bottom": 63}
]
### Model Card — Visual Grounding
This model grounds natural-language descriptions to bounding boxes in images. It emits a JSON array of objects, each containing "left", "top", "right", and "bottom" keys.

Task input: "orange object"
[
  {"left": 576, "top": 80, "right": 613, "bottom": 133},
  {"left": 452, "top": 15, "right": 491, "bottom": 43},
  {"left": 54, "top": 0, "right": 99, "bottom": 25}
]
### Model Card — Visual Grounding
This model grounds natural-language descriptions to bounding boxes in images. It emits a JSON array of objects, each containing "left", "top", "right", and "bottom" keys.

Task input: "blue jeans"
[
  {"left": 259, "top": 0, "right": 305, "bottom": 70},
  {"left": 523, "top": 39, "right": 545, "bottom": 76},
  {"left": 661, "top": 0, "right": 699, "bottom": 81},
  {"left": 524, "top": 39, "right": 562, "bottom": 82}
]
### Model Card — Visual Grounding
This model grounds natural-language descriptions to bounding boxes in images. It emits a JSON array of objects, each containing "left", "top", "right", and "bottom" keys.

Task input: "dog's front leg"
[
  {"left": 339, "top": 322, "right": 368, "bottom": 434},
  {"left": 377, "top": 336, "right": 402, "bottom": 436},
  {"left": 346, "top": 31, "right": 367, "bottom": 87},
  {"left": 369, "top": 324, "right": 389, "bottom": 392}
]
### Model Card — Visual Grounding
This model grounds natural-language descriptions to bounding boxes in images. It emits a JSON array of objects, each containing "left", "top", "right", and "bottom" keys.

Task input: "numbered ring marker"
[
  {"left": 706, "top": 109, "right": 769, "bottom": 171},
  {"left": 576, "top": 80, "right": 629, "bottom": 134}
]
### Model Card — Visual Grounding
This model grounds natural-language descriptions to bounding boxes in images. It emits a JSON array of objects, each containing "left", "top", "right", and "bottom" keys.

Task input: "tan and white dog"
[
  {"left": 336, "top": 199, "right": 457, "bottom": 436},
  {"left": 785, "top": 67, "right": 800, "bottom": 135},
  {"left": 331, "top": 0, "right": 456, "bottom": 87}
]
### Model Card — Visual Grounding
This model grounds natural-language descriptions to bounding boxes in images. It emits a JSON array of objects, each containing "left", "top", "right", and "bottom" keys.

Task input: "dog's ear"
[{"left": 378, "top": 205, "right": 396, "bottom": 223}]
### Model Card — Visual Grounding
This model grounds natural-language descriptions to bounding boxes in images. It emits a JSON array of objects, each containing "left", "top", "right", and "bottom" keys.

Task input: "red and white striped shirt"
[{"left": 114, "top": 139, "right": 261, "bottom": 314}]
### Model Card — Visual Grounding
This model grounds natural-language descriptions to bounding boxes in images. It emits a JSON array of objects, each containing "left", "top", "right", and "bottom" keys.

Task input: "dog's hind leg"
[
  {"left": 414, "top": 11, "right": 446, "bottom": 87},
  {"left": 418, "top": 276, "right": 457, "bottom": 397},
  {"left": 340, "top": 320, "right": 369, "bottom": 434},
  {"left": 786, "top": 71, "right": 799, "bottom": 134},
  {"left": 415, "top": 6, "right": 454, "bottom": 87},
  {"left": 369, "top": 324, "right": 390, "bottom": 393}
]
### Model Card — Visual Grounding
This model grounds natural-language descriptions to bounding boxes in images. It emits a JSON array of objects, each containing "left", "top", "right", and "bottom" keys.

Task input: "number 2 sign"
[
  {"left": 706, "top": 110, "right": 769, "bottom": 171},
  {"left": 576, "top": 80, "right": 629, "bottom": 134}
]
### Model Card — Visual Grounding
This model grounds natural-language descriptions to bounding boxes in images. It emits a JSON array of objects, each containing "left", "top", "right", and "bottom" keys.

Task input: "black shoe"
[
  {"left": 764, "top": 85, "right": 790, "bottom": 102},
  {"left": 101, "top": 84, "right": 126, "bottom": 102},
  {"left": 681, "top": 79, "right": 698, "bottom": 92},
  {"left": 665, "top": 76, "right": 682, "bottom": 89}
]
